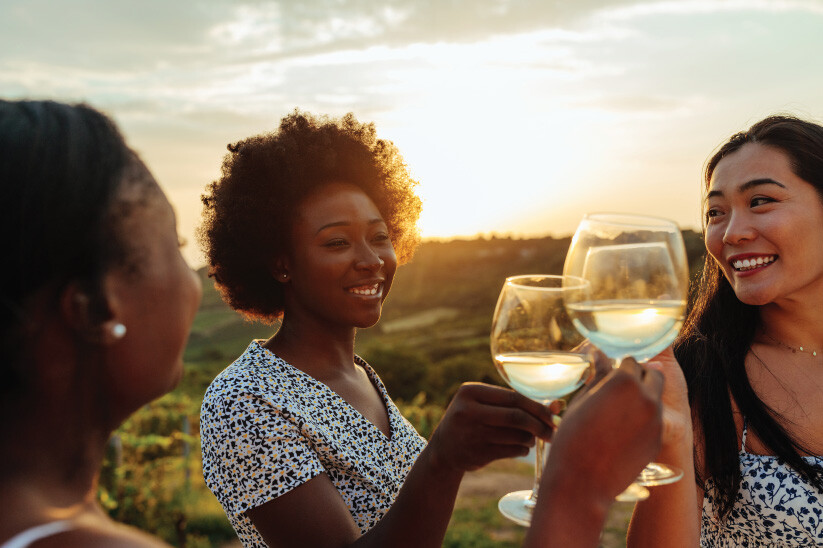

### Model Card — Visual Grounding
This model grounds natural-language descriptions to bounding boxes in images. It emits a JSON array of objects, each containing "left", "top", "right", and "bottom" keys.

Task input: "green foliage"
[
  {"left": 360, "top": 343, "right": 429, "bottom": 402},
  {"left": 394, "top": 392, "right": 445, "bottom": 440},
  {"left": 98, "top": 392, "right": 235, "bottom": 547}
]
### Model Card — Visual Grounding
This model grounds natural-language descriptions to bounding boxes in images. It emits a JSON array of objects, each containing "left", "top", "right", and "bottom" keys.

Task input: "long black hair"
[
  {"left": 0, "top": 100, "right": 132, "bottom": 408},
  {"left": 675, "top": 115, "right": 823, "bottom": 518}
]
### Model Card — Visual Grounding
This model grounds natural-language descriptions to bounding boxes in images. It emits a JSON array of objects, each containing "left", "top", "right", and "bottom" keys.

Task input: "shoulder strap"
[{"left": 0, "top": 520, "right": 73, "bottom": 548}]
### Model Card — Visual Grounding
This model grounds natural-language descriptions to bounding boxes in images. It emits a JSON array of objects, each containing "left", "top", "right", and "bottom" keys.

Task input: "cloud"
[{"left": 600, "top": 0, "right": 823, "bottom": 19}]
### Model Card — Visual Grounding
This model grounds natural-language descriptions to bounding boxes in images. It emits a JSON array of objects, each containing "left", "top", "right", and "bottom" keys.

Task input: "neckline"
[{"left": 251, "top": 341, "right": 395, "bottom": 441}]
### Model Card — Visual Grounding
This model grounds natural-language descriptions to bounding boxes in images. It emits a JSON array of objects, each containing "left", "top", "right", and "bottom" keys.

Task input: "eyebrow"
[
  {"left": 316, "top": 218, "right": 385, "bottom": 235},
  {"left": 706, "top": 178, "right": 787, "bottom": 200}
]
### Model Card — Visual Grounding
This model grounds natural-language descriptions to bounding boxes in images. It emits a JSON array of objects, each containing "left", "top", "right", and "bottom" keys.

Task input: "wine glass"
[
  {"left": 563, "top": 212, "right": 688, "bottom": 498},
  {"left": 490, "top": 274, "right": 597, "bottom": 526}
]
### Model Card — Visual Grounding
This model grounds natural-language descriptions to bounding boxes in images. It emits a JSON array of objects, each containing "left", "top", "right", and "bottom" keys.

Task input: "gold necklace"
[{"left": 765, "top": 332, "right": 822, "bottom": 357}]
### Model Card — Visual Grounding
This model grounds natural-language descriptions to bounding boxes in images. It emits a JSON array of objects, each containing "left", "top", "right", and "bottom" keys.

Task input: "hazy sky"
[{"left": 3, "top": 0, "right": 823, "bottom": 266}]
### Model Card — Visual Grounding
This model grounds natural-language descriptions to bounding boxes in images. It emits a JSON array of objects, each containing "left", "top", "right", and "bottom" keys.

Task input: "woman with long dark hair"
[
  {"left": 0, "top": 100, "right": 202, "bottom": 547},
  {"left": 629, "top": 115, "right": 823, "bottom": 546}
]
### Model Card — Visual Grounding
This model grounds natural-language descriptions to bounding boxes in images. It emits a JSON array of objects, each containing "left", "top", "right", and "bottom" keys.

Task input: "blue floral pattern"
[{"left": 702, "top": 422, "right": 823, "bottom": 547}]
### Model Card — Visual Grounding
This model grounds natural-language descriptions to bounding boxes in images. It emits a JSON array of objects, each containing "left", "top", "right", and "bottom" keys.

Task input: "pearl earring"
[{"left": 111, "top": 323, "right": 127, "bottom": 339}]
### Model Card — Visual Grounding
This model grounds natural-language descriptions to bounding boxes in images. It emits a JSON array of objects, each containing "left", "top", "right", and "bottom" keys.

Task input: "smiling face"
[
  {"left": 280, "top": 181, "right": 397, "bottom": 330},
  {"left": 705, "top": 142, "right": 823, "bottom": 306}
]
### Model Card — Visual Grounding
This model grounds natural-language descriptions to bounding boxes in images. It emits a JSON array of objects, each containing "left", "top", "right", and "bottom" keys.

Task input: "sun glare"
[{"left": 372, "top": 36, "right": 606, "bottom": 240}]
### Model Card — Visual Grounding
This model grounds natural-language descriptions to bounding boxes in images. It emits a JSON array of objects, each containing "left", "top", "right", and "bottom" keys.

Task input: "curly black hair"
[{"left": 199, "top": 110, "right": 422, "bottom": 322}]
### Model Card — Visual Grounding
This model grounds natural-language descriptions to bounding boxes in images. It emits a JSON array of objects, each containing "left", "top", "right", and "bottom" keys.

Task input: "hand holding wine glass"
[
  {"left": 490, "top": 274, "right": 595, "bottom": 525},
  {"left": 525, "top": 357, "right": 664, "bottom": 548}
]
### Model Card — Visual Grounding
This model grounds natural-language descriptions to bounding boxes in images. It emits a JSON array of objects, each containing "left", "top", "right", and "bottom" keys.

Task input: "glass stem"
[{"left": 525, "top": 438, "right": 546, "bottom": 509}]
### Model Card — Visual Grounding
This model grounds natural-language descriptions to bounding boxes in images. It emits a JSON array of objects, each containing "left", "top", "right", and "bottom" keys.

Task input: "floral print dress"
[
  {"left": 200, "top": 341, "right": 427, "bottom": 548},
  {"left": 702, "top": 420, "right": 823, "bottom": 547}
]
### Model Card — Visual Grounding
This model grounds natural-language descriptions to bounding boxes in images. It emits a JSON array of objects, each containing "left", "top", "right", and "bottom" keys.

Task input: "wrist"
[
  {"left": 659, "top": 426, "right": 694, "bottom": 467},
  {"left": 416, "top": 444, "right": 465, "bottom": 486},
  {"left": 527, "top": 468, "right": 610, "bottom": 546}
]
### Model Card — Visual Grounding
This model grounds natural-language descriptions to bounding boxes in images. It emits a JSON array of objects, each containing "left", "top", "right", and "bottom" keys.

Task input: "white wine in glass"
[
  {"left": 490, "top": 275, "right": 596, "bottom": 526},
  {"left": 563, "top": 213, "right": 689, "bottom": 498}
]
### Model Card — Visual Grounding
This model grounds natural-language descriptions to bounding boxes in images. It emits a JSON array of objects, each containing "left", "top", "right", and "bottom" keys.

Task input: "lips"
[
  {"left": 347, "top": 282, "right": 382, "bottom": 297},
  {"left": 730, "top": 254, "right": 777, "bottom": 272}
]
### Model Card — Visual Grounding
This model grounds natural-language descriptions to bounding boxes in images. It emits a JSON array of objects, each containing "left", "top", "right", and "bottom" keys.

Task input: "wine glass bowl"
[
  {"left": 567, "top": 241, "right": 685, "bottom": 363},
  {"left": 490, "top": 274, "right": 595, "bottom": 525}
]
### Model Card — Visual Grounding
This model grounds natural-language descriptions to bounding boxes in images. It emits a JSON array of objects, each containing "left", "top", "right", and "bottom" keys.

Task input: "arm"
[
  {"left": 626, "top": 348, "right": 701, "bottom": 548},
  {"left": 249, "top": 383, "right": 554, "bottom": 548},
  {"left": 525, "top": 357, "right": 664, "bottom": 548}
]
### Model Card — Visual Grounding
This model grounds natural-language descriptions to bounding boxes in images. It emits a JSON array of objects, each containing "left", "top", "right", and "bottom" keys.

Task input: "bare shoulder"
[{"left": 36, "top": 522, "right": 170, "bottom": 548}]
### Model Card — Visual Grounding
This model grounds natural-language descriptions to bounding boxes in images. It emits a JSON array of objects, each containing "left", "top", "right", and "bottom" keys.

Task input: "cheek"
[{"left": 704, "top": 228, "right": 724, "bottom": 264}]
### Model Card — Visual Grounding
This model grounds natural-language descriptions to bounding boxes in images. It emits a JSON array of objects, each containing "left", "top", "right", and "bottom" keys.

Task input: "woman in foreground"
[
  {"left": 629, "top": 115, "right": 823, "bottom": 547},
  {"left": 0, "top": 100, "right": 202, "bottom": 547},
  {"left": 198, "top": 111, "right": 665, "bottom": 548}
]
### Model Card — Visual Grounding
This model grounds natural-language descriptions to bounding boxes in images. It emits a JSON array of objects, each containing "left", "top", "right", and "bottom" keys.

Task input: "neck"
[
  {"left": 0, "top": 415, "right": 109, "bottom": 539},
  {"left": 0, "top": 327, "right": 116, "bottom": 533},
  {"left": 264, "top": 313, "right": 358, "bottom": 378},
  {"left": 759, "top": 300, "right": 823, "bottom": 351}
]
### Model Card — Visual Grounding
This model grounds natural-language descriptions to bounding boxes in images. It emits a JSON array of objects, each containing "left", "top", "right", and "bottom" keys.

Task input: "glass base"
[
  {"left": 498, "top": 490, "right": 535, "bottom": 527},
  {"left": 635, "top": 462, "right": 683, "bottom": 487},
  {"left": 615, "top": 482, "right": 650, "bottom": 502}
]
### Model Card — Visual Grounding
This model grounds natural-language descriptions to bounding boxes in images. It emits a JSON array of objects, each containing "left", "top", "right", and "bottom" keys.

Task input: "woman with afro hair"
[{"left": 197, "top": 110, "right": 558, "bottom": 547}]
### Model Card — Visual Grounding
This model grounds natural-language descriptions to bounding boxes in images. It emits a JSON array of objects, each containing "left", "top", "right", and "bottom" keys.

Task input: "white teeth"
[
  {"left": 350, "top": 284, "right": 379, "bottom": 296},
  {"left": 732, "top": 256, "right": 776, "bottom": 271}
]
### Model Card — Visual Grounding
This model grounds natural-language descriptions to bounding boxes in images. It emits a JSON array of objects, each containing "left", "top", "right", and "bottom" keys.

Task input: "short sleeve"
[{"left": 201, "top": 391, "right": 325, "bottom": 517}]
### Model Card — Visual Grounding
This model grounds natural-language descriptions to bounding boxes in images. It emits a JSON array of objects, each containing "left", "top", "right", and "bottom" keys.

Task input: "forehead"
[
  {"left": 296, "top": 182, "right": 383, "bottom": 226},
  {"left": 709, "top": 143, "right": 794, "bottom": 193}
]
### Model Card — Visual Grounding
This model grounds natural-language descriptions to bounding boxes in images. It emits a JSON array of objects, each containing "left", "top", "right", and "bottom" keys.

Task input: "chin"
[
  {"left": 168, "top": 361, "right": 185, "bottom": 389},
  {"left": 354, "top": 313, "right": 382, "bottom": 329},
  {"left": 732, "top": 288, "right": 773, "bottom": 307}
]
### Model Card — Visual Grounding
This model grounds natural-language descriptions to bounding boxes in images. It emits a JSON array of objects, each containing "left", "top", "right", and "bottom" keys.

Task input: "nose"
[
  {"left": 355, "top": 242, "right": 385, "bottom": 272},
  {"left": 722, "top": 211, "right": 757, "bottom": 246}
]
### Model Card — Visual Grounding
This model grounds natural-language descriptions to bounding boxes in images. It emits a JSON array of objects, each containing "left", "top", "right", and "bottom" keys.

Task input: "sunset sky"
[{"left": 3, "top": 0, "right": 822, "bottom": 266}]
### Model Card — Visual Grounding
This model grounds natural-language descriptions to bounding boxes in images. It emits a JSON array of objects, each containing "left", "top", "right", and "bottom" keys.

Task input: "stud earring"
[{"left": 111, "top": 323, "right": 127, "bottom": 339}]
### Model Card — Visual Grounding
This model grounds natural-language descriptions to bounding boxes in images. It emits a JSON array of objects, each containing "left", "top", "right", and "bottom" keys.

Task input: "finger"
[
  {"left": 641, "top": 365, "right": 664, "bottom": 399},
  {"left": 479, "top": 425, "right": 537, "bottom": 447},
  {"left": 481, "top": 443, "right": 534, "bottom": 462},
  {"left": 472, "top": 404, "right": 554, "bottom": 440},
  {"left": 616, "top": 356, "right": 642, "bottom": 377},
  {"left": 458, "top": 383, "right": 554, "bottom": 424},
  {"left": 571, "top": 341, "right": 610, "bottom": 377},
  {"left": 548, "top": 399, "right": 565, "bottom": 416}
]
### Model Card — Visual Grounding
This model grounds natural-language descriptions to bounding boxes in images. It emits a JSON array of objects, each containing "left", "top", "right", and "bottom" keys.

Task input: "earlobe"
[
  {"left": 268, "top": 257, "right": 291, "bottom": 283},
  {"left": 102, "top": 321, "right": 127, "bottom": 342},
  {"left": 61, "top": 283, "right": 126, "bottom": 345}
]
